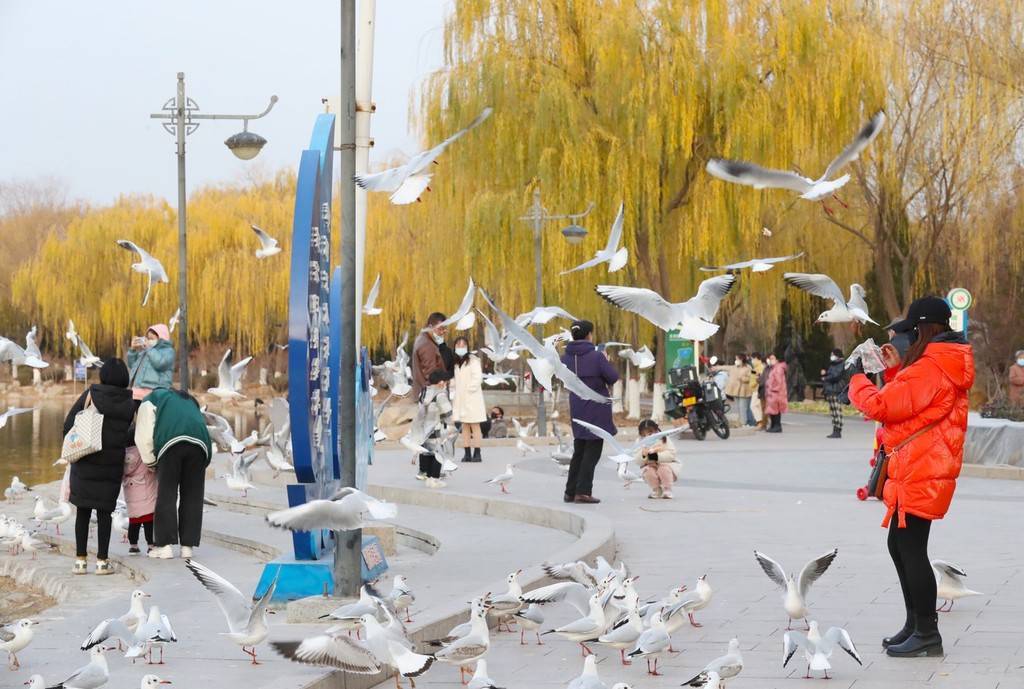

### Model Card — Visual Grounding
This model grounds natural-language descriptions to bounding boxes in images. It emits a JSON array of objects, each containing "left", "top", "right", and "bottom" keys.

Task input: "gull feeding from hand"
[
  {"left": 439, "top": 278, "right": 477, "bottom": 331},
  {"left": 932, "top": 560, "right": 983, "bottom": 612},
  {"left": 266, "top": 488, "right": 397, "bottom": 532},
  {"left": 561, "top": 202, "right": 627, "bottom": 275},
  {"left": 355, "top": 107, "right": 492, "bottom": 205},
  {"left": 207, "top": 349, "right": 252, "bottom": 400},
  {"left": 706, "top": 111, "right": 886, "bottom": 214},
  {"left": 754, "top": 548, "right": 838, "bottom": 629},
  {"left": 783, "top": 273, "right": 878, "bottom": 325},
  {"left": 596, "top": 274, "right": 736, "bottom": 342},
  {"left": 0, "top": 337, "right": 48, "bottom": 369},
  {"left": 783, "top": 620, "right": 862, "bottom": 679},
  {"left": 700, "top": 252, "right": 805, "bottom": 274},
  {"left": 186, "top": 559, "right": 278, "bottom": 664},
  {"left": 250, "top": 224, "right": 281, "bottom": 258},
  {"left": 116, "top": 239, "right": 169, "bottom": 307},
  {"left": 363, "top": 273, "right": 383, "bottom": 316}
]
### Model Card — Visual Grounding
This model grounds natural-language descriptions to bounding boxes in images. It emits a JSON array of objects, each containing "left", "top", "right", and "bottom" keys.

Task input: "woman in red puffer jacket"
[{"left": 849, "top": 296, "right": 974, "bottom": 660}]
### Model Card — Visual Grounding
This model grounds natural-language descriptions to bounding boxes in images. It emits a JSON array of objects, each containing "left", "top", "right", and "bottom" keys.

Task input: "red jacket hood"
[{"left": 920, "top": 342, "right": 975, "bottom": 391}]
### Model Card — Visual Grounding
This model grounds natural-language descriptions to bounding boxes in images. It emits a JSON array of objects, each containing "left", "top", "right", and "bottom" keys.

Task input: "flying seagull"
[
  {"left": 706, "top": 111, "right": 886, "bottom": 214},
  {"left": 363, "top": 273, "right": 383, "bottom": 316},
  {"left": 783, "top": 273, "right": 878, "bottom": 324},
  {"left": 754, "top": 548, "right": 838, "bottom": 629},
  {"left": 265, "top": 488, "right": 398, "bottom": 532},
  {"left": 572, "top": 420, "right": 682, "bottom": 464},
  {"left": 354, "top": 107, "right": 493, "bottom": 205},
  {"left": 250, "top": 224, "right": 281, "bottom": 259},
  {"left": 595, "top": 274, "right": 737, "bottom": 342},
  {"left": 168, "top": 308, "right": 181, "bottom": 333},
  {"left": 207, "top": 349, "right": 253, "bottom": 401},
  {"left": 700, "top": 252, "right": 805, "bottom": 273},
  {"left": 440, "top": 278, "right": 477, "bottom": 330},
  {"left": 617, "top": 346, "right": 655, "bottom": 370},
  {"left": 561, "top": 202, "right": 628, "bottom": 275},
  {"left": 116, "top": 239, "right": 169, "bottom": 306},
  {"left": 0, "top": 337, "right": 48, "bottom": 369},
  {"left": 515, "top": 305, "right": 578, "bottom": 327},
  {"left": 65, "top": 320, "right": 101, "bottom": 367}
]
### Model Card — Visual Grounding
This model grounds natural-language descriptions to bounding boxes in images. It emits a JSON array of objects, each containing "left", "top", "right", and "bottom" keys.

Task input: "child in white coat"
[{"left": 633, "top": 419, "right": 680, "bottom": 499}]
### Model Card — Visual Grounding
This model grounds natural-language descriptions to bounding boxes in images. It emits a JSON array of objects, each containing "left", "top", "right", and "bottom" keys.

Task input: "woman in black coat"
[{"left": 62, "top": 358, "right": 135, "bottom": 574}]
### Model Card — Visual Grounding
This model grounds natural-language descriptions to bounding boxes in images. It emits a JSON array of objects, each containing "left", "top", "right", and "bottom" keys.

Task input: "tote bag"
[{"left": 60, "top": 392, "right": 105, "bottom": 463}]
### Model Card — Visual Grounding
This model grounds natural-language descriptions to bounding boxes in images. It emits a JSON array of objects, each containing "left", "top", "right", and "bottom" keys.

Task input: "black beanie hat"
[{"left": 99, "top": 358, "right": 130, "bottom": 388}]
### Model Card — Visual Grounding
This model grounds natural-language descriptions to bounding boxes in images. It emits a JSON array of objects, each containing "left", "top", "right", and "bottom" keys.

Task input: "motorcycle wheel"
[
  {"left": 711, "top": 408, "right": 731, "bottom": 439},
  {"left": 689, "top": 411, "right": 707, "bottom": 441}
]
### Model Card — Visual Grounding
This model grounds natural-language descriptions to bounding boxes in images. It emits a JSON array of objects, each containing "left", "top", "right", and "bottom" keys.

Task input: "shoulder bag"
[
  {"left": 868, "top": 418, "right": 942, "bottom": 499},
  {"left": 60, "top": 392, "right": 105, "bottom": 463}
]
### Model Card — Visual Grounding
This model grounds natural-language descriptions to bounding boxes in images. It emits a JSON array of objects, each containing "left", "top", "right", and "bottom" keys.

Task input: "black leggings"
[
  {"left": 128, "top": 521, "right": 154, "bottom": 546},
  {"left": 887, "top": 512, "right": 935, "bottom": 622},
  {"left": 565, "top": 438, "right": 603, "bottom": 497},
  {"left": 418, "top": 453, "right": 442, "bottom": 479},
  {"left": 75, "top": 507, "right": 112, "bottom": 560}
]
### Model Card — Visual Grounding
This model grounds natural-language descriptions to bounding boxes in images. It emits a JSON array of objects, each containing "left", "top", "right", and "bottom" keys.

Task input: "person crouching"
[{"left": 634, "top": 419, "right": 680, "bottom": 499}]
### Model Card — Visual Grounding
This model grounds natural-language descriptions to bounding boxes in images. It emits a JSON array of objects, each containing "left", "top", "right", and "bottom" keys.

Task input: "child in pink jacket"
[{"left": 122, "top": 446, "right": 157, "bottom": 554}]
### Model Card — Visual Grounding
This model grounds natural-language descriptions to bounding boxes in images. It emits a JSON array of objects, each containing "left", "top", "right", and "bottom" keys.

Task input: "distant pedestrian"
[
  {"left": 411, "top": 312, "right": 454, "bottom": 488},
  {"left": 122, "top": 446, "right": 157, "bottom": 554},
  {"left": 486, "top": 406, "right": 508, "bottom": 438},
  {"left": 719, "top": 355, "right": 753, "bottom": 427},
  {"left": 634, "top": 419, "right": 679, "bottom": 499},
  {"left": 750, "top": 352, "right": 766, "bottom": 427},
  {"left": 127, "top": 324, "right": 175, "bottom": 400},
  {"left": 63, "top": 358, "right": 135, "bottom": 576},
  {"left": 452, "top": 336, "right": 486, "bottom": 462},
  {"left": 821, "top": 348, "right": 848, "bottom": 439},
  {"left": 1009, "top": 350, "right": 1024, "bottom": 406},
  {"left": 562, "top": 320, "right": 619, "bottom": 504},
  {"left": 134, "top": 388, "right": 212, "bottom": 559},
  {"left": 764, "top": 351, "right": 789, "bottom": 433}
]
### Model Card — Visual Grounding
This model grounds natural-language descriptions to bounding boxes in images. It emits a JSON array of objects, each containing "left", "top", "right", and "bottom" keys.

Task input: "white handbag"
[{"left": 61, "top": 392, "right": 105, "bottom": 463}]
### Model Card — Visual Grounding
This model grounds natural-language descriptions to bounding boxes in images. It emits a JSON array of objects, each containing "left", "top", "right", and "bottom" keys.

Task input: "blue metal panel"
[
  {"left": 330, "top": 268, "right": 342, "bottom": 479},
  {"left": 254, "top": 536, "right": 389, "bottom": 602}
]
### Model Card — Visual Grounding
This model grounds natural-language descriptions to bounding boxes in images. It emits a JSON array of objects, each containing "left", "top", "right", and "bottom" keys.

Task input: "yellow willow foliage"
[
  {"left": 12, "top": 172, "right": 297, "bottom": 357},
  {"left": 362, "top": 0, "right": 889, "bottom": 353}
]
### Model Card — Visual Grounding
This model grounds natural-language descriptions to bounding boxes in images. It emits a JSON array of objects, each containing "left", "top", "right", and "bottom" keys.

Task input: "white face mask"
[
  {"left": 830, "top": 355, "right": 840, "bottom": 362},
  {"left": 146, "top": 338, "right": 158, "bottom": 349},
  {"left": 455, "top": 347, "right": 468, "bottom": 357},
  {"left": 1017, "top": 359, "right": 1024, "bottom": 367},
  {"left": 432, "top": 333, "right": 444, "bottom": 344}
]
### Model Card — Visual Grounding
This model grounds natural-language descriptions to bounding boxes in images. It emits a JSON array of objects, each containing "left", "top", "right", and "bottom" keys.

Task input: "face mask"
[
  {"left": 1017, "top": 359, "right": 1024, "bottom": 367},
  {"left": 454, "top": 347, "right": 468, "bottom": 357},
  {"left": 734, "top": 360, "right": 742, "bottom": 367},
  {"left": 146, "top": 338, "right": 158, "bottom": 348},
  {"left": 432, "top": 333, "right": 444, "bottom": 344},
  {"left": 830, "top": 355, "right": 840, "bottom": 362},
  {"left": 890, "top": 332, "right": 913, "bottom": 359}
]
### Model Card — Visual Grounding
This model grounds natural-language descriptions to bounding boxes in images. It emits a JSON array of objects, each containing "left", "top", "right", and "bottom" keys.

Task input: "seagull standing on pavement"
[
  {"left": 543, "top": 593, "right": 606, "bottom": 656},
  {"left": 664, "top": 574, "right": 714, "bottom": 629},
  {"left": 561, "top": 203, "right": 628, "bottom": 275},
  {"left": 754, "top": 549, "right": 838, "bottom": 629},
  {"left": 783, "top": 621, "right": 862, "bottom": 679},
  {"left": 513, "top": 604, "right": 545, "bottom": 646},
  {"left": 387, "top": 575, "right": 415, "bottom": 622},
  {"left": 433, "top": 602, "right": 491, "bottom": 683},
  {"left": 595, "top": 274, "right": 737, "bottom": 342},
  {"left": 49, "top": 645, "right": 110, "bottom": 689},
  {"left": 250, "top": 224, "right": 281, "bottom": 258},
  {"left": 932, "top": 560, "right": 983, "bottom": 611},
  {"left": 116, "top": 239, "right": 169, "bottom": 307},
  {"left": 484, "top": 464, "right": 515, "bottom": 493},
  {"left": 0, "top": 618, "right": 36, "bottom": 670},
  {"left": 683, "top": 638, "right": 744, "bottom": 687},
  {"left": 783, "top": 274, "right": 878, "bottom": 324},
  {"left": 467, "top": 658, "right": 505, "bottom": 689},
  {"left": 567, "top": 655, "right": 607, "bottom": 689},
  {"left": 625, "top": 607, "right": 671, "bottom": 675}
]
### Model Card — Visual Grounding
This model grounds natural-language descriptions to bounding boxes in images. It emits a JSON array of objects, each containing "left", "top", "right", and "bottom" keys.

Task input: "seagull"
[
  {"left": 763, "top": 226, "right": 773, "bottom": 237},
  {"left": 116, "top": 239, "right": 169, "bottom": 307},
  {"left": 66, "top": 321, "right": 101, "bottom": 368},
  {"left": 437, "top": 277, "right": 478, "bottom": 331},
  {"left": 663, "top": 575, "right": 714, "bottom": 629},
  {"left": 266, "top": 488, "right": 397, "bottom": 532},
  {"left": 543, "top": 593, "right": 606, "bottom": 656},
  {"left": 222, "top": 452, "right": 258, "bottom": 497},
  {"left": 477, "top": 309, "right": 520, "bottom": 364},
  {"left": 318, "top": 585, "right": 385, "bottom": 635},
  {"left": 355, "top": 107, "right": 492, "bottom": 205},
  {"left": 754, "top": 549, "right": 838, "bottom": 629},
  {"left": 0, "top": 337, "right": 48, "bottom": 369},
  {"left": 35, "top": 498, "right": 72, "bottom": 535},
  {"left": 138, "top": 676, "right": 172, "bottom": 689},
  {"left": 0, "top": 406, "right": 33, "bottom": 429},
  {"left": 567, "top": 654, "right": 606, "bottom": 689},
  {"left": 933, "top": 560, "right": 983, "bottom": 612},
  {"left": 705, "top": 111, "right": 886, "bottom": 214},
  {"left": 485, "top": 464, "right": 514, "bottom": 494},
  {"left": 167, "top": 309, "right": 181, "bottom": 334},
  {"left": 48, "top": 645, "right": 110, "bottom": 689},
  {"left": 250, "top": 224, "right": 281, "bottom": 259},
  {"left": 482, "top": 370, "right": 516, "bottom": 387},
  {"left": 207, "top": 349, "right": 252, "bottom": 400},
  {"left": 119, "top": 590, "right": 152, "bottom": 637},
  {"left": 595, "top": 275, "right": 737, "bottom": 342},
  {"left": 387, "top": 575, "right": 415, "bottom": 623},
  {"left": 486, "top": 570, "right": 524, "bottom": 630},
  {"left": 571, "top": 420, "right": 682, "bottom": 464},
  {"left": 700, "top": 252, "right": 805, "bottom": 273},
  {"left": 185, "top": 560, "right": 278, "bottom": 664},
  {"left": 561, "top": 202, "right": 628, "bottom": 275},
  {"left": 783, "top": 621, "right": 862, "bottom": 679},
  {"left": 8, "top": 476, "right": 32, "bottom": 500},
  {"left": 783, "top": 273, "right": 878, "bottom": 324},
  {"left": 467, "top": 658, "right": 505, "bottom": 689},
  {"left": 511, "top": 418, "right": 535, "bottom": 439},
  {"left": 479, "top": 289, "right": 612, "bottom": 404},
  {"left": 0, "top": 618, "right": 36, "bottom": 670},
  {"left": 516, "top": 306, "right": 578, "bottom": 327},
  {"left": 683, "top": 638, "right": 744, "bottom": 687},
  {"left": 16, "top": 530, "right": 55, "bottom": 559},
  {"left": 363, "top": 274, "right": 383, "bottom": 316},
  {"left": 25, "top": 675, "right": 45, "bottom": 689},
  {"left": 513, "top": 604, "right": 545, "bottom": 646},
  {"left": 597, "top": 604, "right": 644, "bottom": 666},
  {"left": 25, "top": 326, "right": 43, "bottom": 362},
  {"left": 432, "top": 602, "right": 490, "bottom": 683},
  {"left": 625, "top": 607, "right": 671, "bottom": 675},
  {"left": 616, "top": 346, "right": 655, "bottom": 370},
  {"left": 550, "top": 423, "right": 573, "bottom": 469},
  {"left": 117, "top": 605, "right": 176, "bottom": 663}
]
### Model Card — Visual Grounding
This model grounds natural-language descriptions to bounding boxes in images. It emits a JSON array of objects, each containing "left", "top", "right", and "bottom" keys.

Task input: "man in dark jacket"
[
  {"left": 411, "top": 312, "right": 454, "bottom": 486},
  {"left": 821, "top": 347, "right": 848, "bottom": 438},
  {"left": 562, "top": 320, "right": 619, "bottom": 504},
  {"left": 63, "top": 358, "right": 135, "bottom": 575}
]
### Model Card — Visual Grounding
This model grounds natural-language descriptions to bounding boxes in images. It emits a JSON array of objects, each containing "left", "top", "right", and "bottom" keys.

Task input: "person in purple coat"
[{"left": 561, "top": 320, "right": 620, "bottom": 504}]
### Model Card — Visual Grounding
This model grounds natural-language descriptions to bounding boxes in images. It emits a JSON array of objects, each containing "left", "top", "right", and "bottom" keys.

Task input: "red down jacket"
[{"left": 849, "top": 334, "right": 974, "bottom": 528}]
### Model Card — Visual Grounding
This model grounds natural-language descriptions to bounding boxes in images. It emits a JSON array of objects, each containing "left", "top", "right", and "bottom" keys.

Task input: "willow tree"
[{"left": 363, "top": 0, "right": 888, "bottom": 375}]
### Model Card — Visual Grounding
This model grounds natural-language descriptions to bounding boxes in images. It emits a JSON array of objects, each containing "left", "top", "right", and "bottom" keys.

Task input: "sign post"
[{"left": 947, "top": 287, "right": 972, "bottom": 336}]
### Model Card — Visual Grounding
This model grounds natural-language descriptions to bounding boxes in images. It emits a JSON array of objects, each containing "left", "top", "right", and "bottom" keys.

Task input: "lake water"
[{"left": 0, "top": 399, "right": 259, "bottom": 492}]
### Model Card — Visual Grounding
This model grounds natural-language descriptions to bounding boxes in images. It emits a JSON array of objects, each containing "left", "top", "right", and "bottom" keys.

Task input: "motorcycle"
[{"left": 663, "top": 366, "right": 731, "bottom": 441}]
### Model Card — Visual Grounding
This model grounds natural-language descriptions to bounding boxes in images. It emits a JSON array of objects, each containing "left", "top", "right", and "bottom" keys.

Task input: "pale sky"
[{"left": 0, "top": 1, "right": 450, "bottom": 203}]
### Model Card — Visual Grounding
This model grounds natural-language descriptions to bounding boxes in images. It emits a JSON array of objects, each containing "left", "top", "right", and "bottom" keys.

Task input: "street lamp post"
[
  {"left": 150, "top": 72, "right": 278, "bottom": 390},
  {"left": 519, "top": 188, "right": 593, "bottom": 437}
]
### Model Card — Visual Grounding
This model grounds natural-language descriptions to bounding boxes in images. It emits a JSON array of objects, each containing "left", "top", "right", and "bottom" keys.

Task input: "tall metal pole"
[
  {"left": 175, "top": 73, "right": 190, "bottom": 390},
  {"left": 354, "top": 0, "right": 376, "bottom": 349},
  {"left": 532, "top": 188, "right": 547, "bottom": 437},
  {"left": 335, "top": 0, "right": 361, "bottom": 599}
]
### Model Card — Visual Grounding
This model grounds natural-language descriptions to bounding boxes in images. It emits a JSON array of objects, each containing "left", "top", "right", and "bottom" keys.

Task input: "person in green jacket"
[
  {"left": 134, "top": 387, "right": 212, "bottom": 559},
  {"left": 127, "top": 323, "right": 175, "bottom": 400}
]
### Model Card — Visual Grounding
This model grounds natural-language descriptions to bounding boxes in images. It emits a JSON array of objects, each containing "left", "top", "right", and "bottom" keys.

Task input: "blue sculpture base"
[{"left": 254, "top": 535, "right": 389, "bottom": 602}]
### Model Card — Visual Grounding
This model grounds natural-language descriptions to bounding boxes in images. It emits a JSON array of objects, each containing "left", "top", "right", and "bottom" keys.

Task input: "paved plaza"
[{"left": 2, "top": 413, "right": 1022, "bottom": 689}]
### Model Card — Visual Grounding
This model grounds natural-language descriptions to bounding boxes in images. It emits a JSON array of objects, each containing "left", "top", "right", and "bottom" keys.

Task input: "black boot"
[
  {"left": 827, "top": 428, "right": 842, "bottom": 439},
  {"left": 462, "top": 447, "right": 472, "bottom": 462},
  {"left": 886, "top": 613, "right": 943, "bottom": 657},
  {"left": 472, "top": 447, "right": 482, "bottom": 462},
  {"left": 882, "top": 606, "right": 914, "bottom": 648}
]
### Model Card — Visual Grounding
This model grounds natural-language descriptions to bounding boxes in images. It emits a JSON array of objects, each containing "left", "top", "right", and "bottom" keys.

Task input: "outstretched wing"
[
  {"left": 271, "top": 635, "right": 382, "bottom": 673},
  {"left": 754, "top": 551, "right": 789, "bottom": 589},
  {"left": 185, "top": 559, "right": 252, "bottom": 633},
  {"left": 250, "top": 224, "right": 279, "bottom": 250},
  {"left": 783, "top": 273, "right": 847, "bottom": 307},
  {"left": 441, "top": 278, "right": 476, "bottom": 327},
  {"left": 822, "top": 110, "right": 886, "bottom": 181},
  {"left": 687, "top": 274, "right": 738, "bottom": 321},
  {"left": 572, "top": 419, "right": 624, "bottom": 454},
  {"left": 389, "top": 173, "right": 432, "bottom": 205},
  {"left": 782, "top": 631, "right": 807, "bottom": 667},
  {"left": 595, "top": 285, "right": 681, "bottom": 332},
  {"left": 824, "top": 626, "right": 862, "bottom": 665},
  {"left": 931, "top": 559, "right": 967, "bottom": 579},
  {"left": 408, "top": 107, "right": 493, "bottom": 176},
  {"left": 706, "top": 158, "right": 814, "bottom": 195},
  {"left": 116, "top": 239, "right": 148, "bottom": 261},
  {"left": 603, "top": 202, "right": 625, "bottom": 254},
  {"left": 229, "top": 356, "right": 253, "bottom": 388},
  {"left": 364, "top": 273, "right": 381, "bottom": 309},
  {"left": 797, "top": 548, "right": 838, "bottom": 599},
  {"left": 353, "top": 166, "right": 407, "bottom": 193}
]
